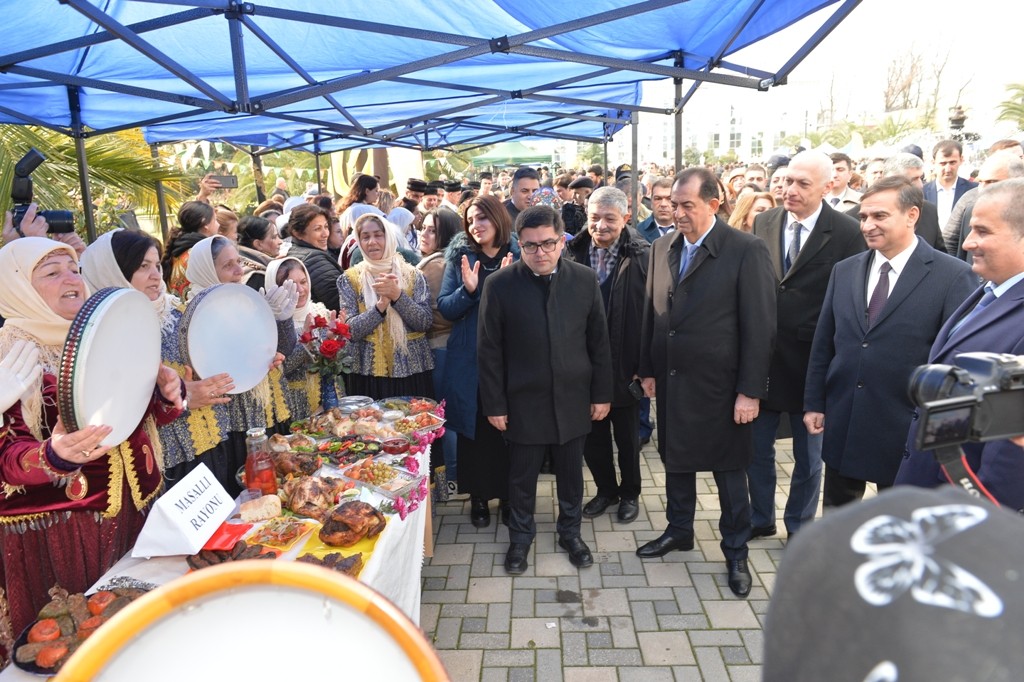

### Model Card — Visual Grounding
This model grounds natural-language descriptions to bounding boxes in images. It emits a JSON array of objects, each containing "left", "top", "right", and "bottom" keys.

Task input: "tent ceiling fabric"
[{"left": 0, "top": 0, "right": 858, "bottom": 152}]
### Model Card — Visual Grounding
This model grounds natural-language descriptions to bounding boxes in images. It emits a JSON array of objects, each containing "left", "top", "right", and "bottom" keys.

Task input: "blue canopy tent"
[{"left": 0, "top": 0, "right": 862, "bottom": 238}]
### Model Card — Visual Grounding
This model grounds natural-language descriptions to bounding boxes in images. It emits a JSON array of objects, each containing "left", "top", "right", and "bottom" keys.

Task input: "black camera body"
[
  {"left": 910, "top": 352, "right": 1024, "bottom": 450},
  {"left": 10, "top": 148, "right": 75, "bottom": 234}
]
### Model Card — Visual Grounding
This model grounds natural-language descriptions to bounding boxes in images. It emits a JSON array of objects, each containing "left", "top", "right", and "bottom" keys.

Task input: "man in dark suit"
[
  {"left": 804, "top": 177, "right": 976, "bottom": 507},
  {"left": 895, "top": 178, "right": 1024, "bottom": 508},
  {"left": 943, "top": 151, "right": 1024, "bottom": 261},
  {"left": 566, "top": 187, "right": 649, "bottom": 524},
  {"left": 749, "top": 151, "right": 865, "bottom": 539},
  {"left": 922, "top": 140, "right": 977, "bottom": 228},
  {"left": 637, "top": 167, "right": 776, "bottom": 597},
  {"left": 636, "top": 178, "right": 675, "bottom": 244},
  {"left": 478, "top": 205, "right": 613, "bottom": 575},
  {"left": 868, "top": 152, "right": 947, "bottom": 253}
]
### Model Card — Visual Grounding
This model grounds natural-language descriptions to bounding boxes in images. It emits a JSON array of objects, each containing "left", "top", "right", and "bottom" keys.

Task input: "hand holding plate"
[
  {"left": 269, "top": 352, "right": 285, "bottom": 371},
  {"left": 0, "top": 339, "right": 42, "bottom": 413},
  {"left": 50, "top": 416, "right": 113, "bottom": 465},
  {"left": 156, "top": 364, "right": 184, "bottom": 410}
]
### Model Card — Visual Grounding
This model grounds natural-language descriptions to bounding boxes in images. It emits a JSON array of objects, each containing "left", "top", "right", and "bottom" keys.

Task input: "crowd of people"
[{"left": 1, "top": 134, "right": 1023, "bottom": 665}]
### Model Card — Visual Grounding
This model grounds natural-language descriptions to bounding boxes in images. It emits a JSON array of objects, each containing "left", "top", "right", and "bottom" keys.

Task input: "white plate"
[{"left": 181, "top": 284, "right": 277, "bottom": 394}]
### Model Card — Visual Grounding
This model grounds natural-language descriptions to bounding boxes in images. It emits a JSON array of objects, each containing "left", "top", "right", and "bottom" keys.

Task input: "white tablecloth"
[{"left": 1, "top": 447, "right": 429, "bottom": 680}]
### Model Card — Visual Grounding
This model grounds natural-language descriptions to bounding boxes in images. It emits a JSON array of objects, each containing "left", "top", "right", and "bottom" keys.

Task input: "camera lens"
[
  {"left": 39, "top": 210, "right": 75, "bottom": 234},
  {"left": 908, "top": 364, "right": 963, "bottom": 405}
]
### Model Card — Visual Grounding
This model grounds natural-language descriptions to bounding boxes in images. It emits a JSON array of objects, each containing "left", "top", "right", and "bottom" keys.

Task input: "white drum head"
[
  {"left": 59, "top": 288, "right": 161, "bottom": 447},
  {"left": 180, "top": 284, "right": 277, "bottom": 394},
  {"left": 59, "top": 562, "right": 449, "bottom": 681}
]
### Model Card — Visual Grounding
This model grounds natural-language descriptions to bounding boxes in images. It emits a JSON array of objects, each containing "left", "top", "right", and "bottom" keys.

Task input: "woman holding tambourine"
[
  {"left": 184, "top": 235, "right": 298, "bottom": 494},
  {"left": 80, "top": 229, "right": 235, "bottom": 485},
  {"left": 0, "top": 236, "right": 184, "bottom": 667}
]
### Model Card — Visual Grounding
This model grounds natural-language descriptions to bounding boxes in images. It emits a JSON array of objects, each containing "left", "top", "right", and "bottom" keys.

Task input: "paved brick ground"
[{"left": 421, "top": 437, "right": 862, "bottom": 680}]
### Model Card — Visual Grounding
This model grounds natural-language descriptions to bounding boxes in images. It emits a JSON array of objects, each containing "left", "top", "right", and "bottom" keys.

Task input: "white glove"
[
  {"left": 0, "top": 339, "right": 42, "bottom": 413},
  {"left": 261, "top": 279, "right": 299, "bottom": 321}
]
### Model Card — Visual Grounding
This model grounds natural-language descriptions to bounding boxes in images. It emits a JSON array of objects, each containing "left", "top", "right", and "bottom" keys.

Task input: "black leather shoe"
[
  {"left": 539, "top": 455, "right": 552, "bottom": 475},
  {"left": 505, "top": 543, "right": 530, "bottom": 574},
  {"left": 636, "top": 532, "right": 693, "bottom": 557},
  {"left": 470, "top": 497, "right": 491, "bottom": 528},
  {"left": 727, "top": 559, "right": 752, "bottom": 597},
  {"left": 499, "top": 500, "right": 510, "bottom": 527},
  {"left": 558, "top": 536, "right": 594, "bottom": 568},
  {"left": 582, "top": 495, "right": 619, "bottom": 518},
  {"left": 616, "top": 498, "right": 639, "bottom": 523},
  {"left": 639, "top": 436, "right": 651, "bottom": 447},
  {"left": 749, "top": 524, "right": 777, "bottom": 539}
]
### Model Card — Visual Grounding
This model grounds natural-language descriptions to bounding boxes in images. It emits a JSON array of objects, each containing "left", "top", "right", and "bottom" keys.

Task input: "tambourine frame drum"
[
  {"left": 179, "top": 284, "right": 277, "bottom": 394},
  {"left": 57, "top": 561, "right": 449, "bottom": 680},
  {"left": 58, "top": 287, "right": 161, "bottom": 447}
]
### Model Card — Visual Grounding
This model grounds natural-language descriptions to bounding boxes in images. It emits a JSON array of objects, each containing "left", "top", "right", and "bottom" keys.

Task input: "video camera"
[
  {"left": 10, "top": 148, "right": 75, "bottom": 234},
  {"left": 910, "top": 352, "right": 1024, "bottom": 451}
]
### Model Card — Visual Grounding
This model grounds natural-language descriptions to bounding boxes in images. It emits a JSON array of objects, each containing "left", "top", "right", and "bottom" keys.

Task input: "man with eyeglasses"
[
  {"left": 478, "top": 205, "right": 613, "bottom": 575},
  {"left": 637, "top": 167, "right": 776, "bottom": 597}
]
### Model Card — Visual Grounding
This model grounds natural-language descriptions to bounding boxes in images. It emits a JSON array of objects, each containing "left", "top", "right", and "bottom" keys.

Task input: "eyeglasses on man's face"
[{"left": 519, "top": 239, "right": 560, "bottom": 254}]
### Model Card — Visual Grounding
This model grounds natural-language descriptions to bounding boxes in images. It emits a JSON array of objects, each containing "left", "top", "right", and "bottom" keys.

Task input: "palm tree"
[
  {"left": 996, "top": 83, "right": 1024, "bottom": 130},
  {"left": 1, "top": 125, "right": 188, "bottom": 238}
]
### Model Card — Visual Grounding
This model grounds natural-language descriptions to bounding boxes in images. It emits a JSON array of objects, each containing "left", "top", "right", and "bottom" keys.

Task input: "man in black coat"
[
  {"left": 478, "top": 205, "right": 613, "bottom": 575},
  {"left": 804, "top": 177, "right": 976, "bottom": 507},
  {"left": 565, "top": 186, "right": 650, "bottom": 524},
  {"left": 637, "top": 168, "right": 776, "bottom": 597},
  {"left": 749, "top": 151, "right": 865, "bottom": 539}
]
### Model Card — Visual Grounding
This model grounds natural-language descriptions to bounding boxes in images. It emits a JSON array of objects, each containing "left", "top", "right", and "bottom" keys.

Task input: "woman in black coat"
[{"left": 284, "top": 204, "right": 343, "bottom": 311}]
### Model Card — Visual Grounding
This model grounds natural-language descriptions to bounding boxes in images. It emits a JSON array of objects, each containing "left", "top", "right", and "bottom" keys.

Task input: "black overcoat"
[
  {"left": 477, "top": 259, "right": 613, "bottom": 445},
  {"left": 638, "top": 220, "right": 776, "bottom": 472},
  {"left": 752, "top": 202, "right": 865, "bottom": 413}
]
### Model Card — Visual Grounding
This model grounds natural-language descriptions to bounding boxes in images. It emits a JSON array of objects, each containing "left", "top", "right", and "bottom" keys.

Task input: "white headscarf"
[
  {"left": 387, "top": 207, "right": 415, "bottom": 233},
  {"left": 265, "top": 256, "right": 326, "bottom": 330},
  {"left": 80, "top": 228, "right": 180, "bottom": 333},
  {"left": 354, "top": 216, "right": 411, "bottom": 353},
  {"left": 184, "top": 235, "right": 227, "bottom": 297},
  {"left": 339, "top": 203, "right": 384, "bottom": 235},
  {"left": 0, "top": 237, "right": 78, "bottom": 439}
]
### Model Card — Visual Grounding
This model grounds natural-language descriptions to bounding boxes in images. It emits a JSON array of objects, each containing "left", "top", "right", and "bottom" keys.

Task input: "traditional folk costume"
[{"left": 0, "top": 238, "right": 181, "bottom": 666}]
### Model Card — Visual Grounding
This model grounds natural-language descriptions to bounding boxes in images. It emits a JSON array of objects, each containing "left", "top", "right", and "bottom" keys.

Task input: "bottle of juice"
[{"left": 244, "top": 427, "right": 277, "bottom": 495}]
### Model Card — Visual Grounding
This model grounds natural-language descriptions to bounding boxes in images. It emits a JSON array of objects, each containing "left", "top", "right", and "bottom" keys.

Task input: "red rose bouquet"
[{"left": 299, "top": 313, "right": 354, "bottom": 377}]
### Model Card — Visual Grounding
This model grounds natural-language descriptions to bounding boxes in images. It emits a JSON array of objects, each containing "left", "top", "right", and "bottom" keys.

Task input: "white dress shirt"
[{"left": 866, "top": 238, "right": 918, "bottom": 305}]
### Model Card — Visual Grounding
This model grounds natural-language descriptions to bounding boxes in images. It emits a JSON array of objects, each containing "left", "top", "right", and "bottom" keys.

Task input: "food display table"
[{"left": 0, "top": 446, "right": 430, "bottom": 680}]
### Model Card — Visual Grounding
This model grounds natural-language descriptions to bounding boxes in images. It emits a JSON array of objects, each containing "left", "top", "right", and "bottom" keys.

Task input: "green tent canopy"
[{"left": 473, "top": 141, "right": 552, "bottom": 167}]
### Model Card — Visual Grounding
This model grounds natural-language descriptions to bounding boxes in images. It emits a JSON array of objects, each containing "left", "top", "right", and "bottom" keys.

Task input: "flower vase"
[{"left": 321, "top": 375, "right": 340, "bottom": 410}]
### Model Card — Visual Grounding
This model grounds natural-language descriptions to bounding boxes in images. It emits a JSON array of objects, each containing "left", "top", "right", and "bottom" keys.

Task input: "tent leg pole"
[
  {"left": 315, "top": 153, "right": 323, "bottom": 194},
  {"left": 630, "top": 111, "right": 639, "bottom": 227},
  {"left": 674, "top": 54, "right": 683, "bottom": 171},
  {"left": 603, "top": 138, "right": 608, "bottom": 182},
  {"left": 250, "top": 146, "right": 266, "bottom": 204},
  {"left": 150, "top": 144, "right": 169, "bottom": 242},
  {"left": 68, "top": 86, "right": 95, "bottom": 243}
]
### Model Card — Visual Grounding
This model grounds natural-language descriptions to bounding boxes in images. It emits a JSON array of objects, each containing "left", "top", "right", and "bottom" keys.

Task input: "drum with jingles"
[
  {"left": 178, "top": 283, "right": 277, "bottom": 394},
  {"left": 58, "top": 287, "right": 162, "bottom": 447}
]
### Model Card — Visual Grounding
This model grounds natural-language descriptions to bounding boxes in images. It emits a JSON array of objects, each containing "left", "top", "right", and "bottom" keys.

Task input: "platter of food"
[
  {"left": 245, "top": 517, "right": 318, "bottom": 551},
  {"left": 393, "top": 411, "right": 445, "bottom": 436},
  {"left": 377, "top": 396, "right": 437, "bottom": 416},
  {"left": 13, "top": 586, "right": 148, "bottom": 675},
  {"left": 340, "top": 457, "right": 420, "bottom": 500},
  {"left": 316, "top": 435, "right": 382, "bottom": 466}
]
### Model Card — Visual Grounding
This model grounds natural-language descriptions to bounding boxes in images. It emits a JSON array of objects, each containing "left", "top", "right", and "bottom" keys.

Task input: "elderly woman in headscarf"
[
  {"left": 337, "top": 203, "right": 384, "bottom": 271},
  {"left": 0, "top": 236, "right": 184, "bottom": 664},
  {"left": 80, "top": 229, "right": 234, "bottom": 485},
  {"left": 184, "top": 235, "right": 297, "bottom": 493},
  {"left": 347, "top": 205, "right": 422, "bottom": 268},
  {"left": 266, "top": 256, "right": 332, "bottom": 421},
  {"left": 337, "top": 214, "right": 434, "bottom": 399}
]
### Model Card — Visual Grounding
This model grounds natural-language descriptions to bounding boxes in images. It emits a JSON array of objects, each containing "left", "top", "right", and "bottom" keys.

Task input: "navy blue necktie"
[
  {"left": 679, "top": 242, "right": 696, "bottom": 278},
  {"left": 950, "top": 286, "right": 997, "bottom": 338}
]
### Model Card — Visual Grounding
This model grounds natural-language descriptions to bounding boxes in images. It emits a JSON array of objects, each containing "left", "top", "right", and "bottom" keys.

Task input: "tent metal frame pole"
[
  {"left": 225, "top": 6, "right": 250, "bottom": 111},
  {"left": 149, "top": 143, "right": 170, "bottom": 241},
  {"left": 62, "top": 0, "right": 233, "bottom": 107},
  {"left": 630, "top": 111, "right": 639, "bottom": 227},
  {"left": 313, "top": 133, "right": 323, "bottom": 194},
  {"left": 773, "top": 0, "right": 862, "bottom": 85},
  {"left": 250, "top": 146, "right": 266, "bottom": 203},
  {"left": 67, "top": 86, "right": 96, "bottom": 243},
  {"left": 237, "top": 14, "right": 365, "bottom": 131},
  {"left": 602, "top": 127, "right": 608, "bottom": 182},
  {"left": 254, "top": 0, "right": 685, "bottom": 111},
  {"left": 674, "top": 52, "right": 682, "bottom": 171},
  {"left": 0, "top": 104, "right": 71, "bottom": 134}
]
